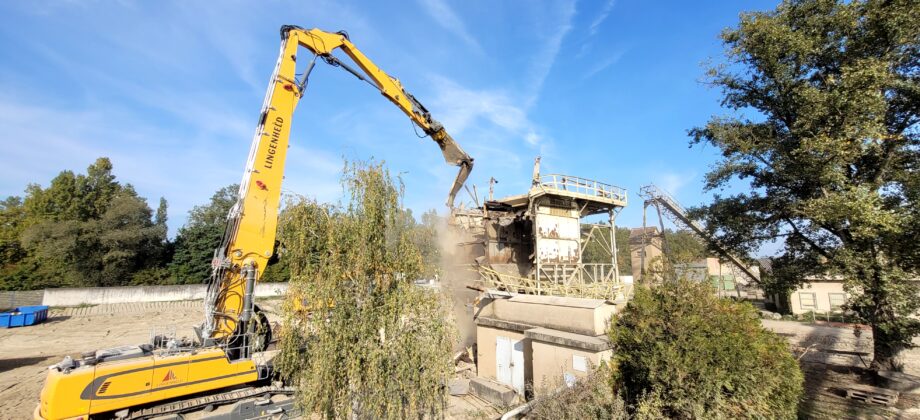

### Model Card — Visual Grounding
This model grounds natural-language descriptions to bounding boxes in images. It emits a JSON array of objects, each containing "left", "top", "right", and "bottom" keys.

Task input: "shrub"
[
  {"left": 611, "top": 280, "right": 803, "bottom": 419},
  {"left": 528, "top": 364, "right": 627, "bottom": 420}
]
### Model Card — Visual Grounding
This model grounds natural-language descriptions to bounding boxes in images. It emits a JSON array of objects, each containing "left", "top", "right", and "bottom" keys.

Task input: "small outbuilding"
[{"left": 474, "top": 294, "right": 619, "bottom": 397}]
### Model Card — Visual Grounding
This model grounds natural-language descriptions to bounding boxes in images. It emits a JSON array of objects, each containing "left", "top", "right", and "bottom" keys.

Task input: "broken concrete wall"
[
  {"left": 482, "top": 209, "right": 533, "bottom": 277},
  {"left": 535, "top": 205, "right": 580, "bottom": 265}
]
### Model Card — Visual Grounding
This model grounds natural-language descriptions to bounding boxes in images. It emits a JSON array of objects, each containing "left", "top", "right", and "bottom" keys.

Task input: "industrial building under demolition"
[
  {"left": 446, "top": 158, "right": 631, "bottom": 402},
  {"left": 448, "top": 159, "right": 771, "bottom": 404},
  {"left": 452, "top": 158, "right": 628, "bottom": 301}
]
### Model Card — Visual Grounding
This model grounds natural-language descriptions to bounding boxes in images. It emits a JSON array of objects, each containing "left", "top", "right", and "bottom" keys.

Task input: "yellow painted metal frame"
[
  {"left": 36, "top": 26, "right": 472, "bottom": 420},
  {"left": 36, "top": 348, "right": 257, "bottom": 419},
  {"left": 210, "top": 26, "right": 472, "bottom": 340}
]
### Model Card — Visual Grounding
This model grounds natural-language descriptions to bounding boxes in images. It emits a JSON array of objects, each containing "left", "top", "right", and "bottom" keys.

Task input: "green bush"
[
  {"left": 528, "top": 364, "right": 627, "bottom": 420},
  {"left": 611, "top": 280, "right": 803, "bottom": 419}
]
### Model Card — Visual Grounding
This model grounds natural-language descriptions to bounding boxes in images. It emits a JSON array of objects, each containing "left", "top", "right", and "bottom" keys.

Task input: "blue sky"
[{"left": 0, "top": 0, "right": 777, "bottom": 238}]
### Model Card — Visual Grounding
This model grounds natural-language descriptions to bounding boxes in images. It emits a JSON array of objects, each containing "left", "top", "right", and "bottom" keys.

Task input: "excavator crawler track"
[{"left": 125, "top": 384, "right": 297, "bottom": 419}]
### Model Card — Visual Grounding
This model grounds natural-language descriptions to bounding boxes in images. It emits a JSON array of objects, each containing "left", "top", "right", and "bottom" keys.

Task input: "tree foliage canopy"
[
  {"left": 167, "top": 185, "right": 238, "bottom": 284},
  {"left": 689, "top": 0, "right": 920, "bottom": 369},
  {"left": 612, "top": 280, "right": 803, "bottom": 419},
  {"left": 1, "top": 158, "right": 170, "bottom": 289},
  {"left": 276, "top": 162, "right": 454, "bottom": 419}
]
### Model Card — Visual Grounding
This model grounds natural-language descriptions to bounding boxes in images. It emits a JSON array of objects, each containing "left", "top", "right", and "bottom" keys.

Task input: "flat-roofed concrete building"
[{"left": 474, "top": 294, "right": 620, "bottom": 398}]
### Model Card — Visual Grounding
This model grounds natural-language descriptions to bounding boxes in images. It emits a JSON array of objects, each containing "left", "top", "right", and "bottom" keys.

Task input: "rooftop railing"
[{"left": 539, "top": 174, "right": 628, "bottom": 204}]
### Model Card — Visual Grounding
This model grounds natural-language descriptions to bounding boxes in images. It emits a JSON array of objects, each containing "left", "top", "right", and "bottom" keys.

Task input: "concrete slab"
[
  {"left": 475, "top": 316, "right": 532, "bottom": 333},
  {"left": 485, "top": 296, "right": 616, "bottom": 336},
  {"left": 525, "top": 327, "right": 611, "bottom": 352},
  {"left": 448, "top": 378, "right": 470, "bottom": 396},
  {"left": 470, "top": 377, "right": 518, "bottom": 406}
]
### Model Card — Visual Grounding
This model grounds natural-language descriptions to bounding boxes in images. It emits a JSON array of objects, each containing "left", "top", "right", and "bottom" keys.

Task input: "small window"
[
  {"left": 799, "top": 292, "right": 817, "bottom": 310},
  {"left": 829, "top": 293, "right": 847, "bottom": 311},
  {"left": 709, "top": 275, "right": 736, "bottom": 291}
]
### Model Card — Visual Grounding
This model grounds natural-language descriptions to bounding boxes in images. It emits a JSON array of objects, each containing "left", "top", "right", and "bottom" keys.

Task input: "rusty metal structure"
[
  {"left": 453, "top": 159, "right": 628, "bottom": 300},
  {"left": 638, "top": 184, "right": 760, "bottom": 285}
]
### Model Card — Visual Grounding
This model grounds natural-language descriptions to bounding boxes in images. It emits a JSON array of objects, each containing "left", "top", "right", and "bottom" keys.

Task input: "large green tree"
[
  {"left": 3, "top": 158, "right": 169, "bottom": 288},
  {"left": 169, "top": 184, "right": 238, "bottom": 284},
  {"left": 690, "top": 0, "right": 920, "bottom": 369},
  {"left": 0, "top": 196, "right": 39, "bottom": 290},
  {"left": 37, "top": 195, "right": 167, "bottom": 286},
  {"left": 664, "top": 230, "right": 707, "bottom": 266}
]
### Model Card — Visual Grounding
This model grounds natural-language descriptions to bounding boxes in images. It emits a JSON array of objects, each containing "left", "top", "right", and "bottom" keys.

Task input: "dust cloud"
[{"left": 436, "top": 212, "right": 482, "bottom": 350}]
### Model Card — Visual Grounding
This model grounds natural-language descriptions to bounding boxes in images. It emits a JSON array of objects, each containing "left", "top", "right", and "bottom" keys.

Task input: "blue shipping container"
[{"left": 0, "top": 305, "right": 49, "bottom": 328}]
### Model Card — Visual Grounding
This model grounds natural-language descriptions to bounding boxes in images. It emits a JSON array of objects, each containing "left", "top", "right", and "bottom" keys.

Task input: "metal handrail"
[{"left": 539, "top": 174, "right": 628, "bottom": 203}]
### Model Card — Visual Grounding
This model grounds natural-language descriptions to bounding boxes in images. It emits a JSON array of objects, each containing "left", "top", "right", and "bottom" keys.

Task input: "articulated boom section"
[
  {"left": 286, "top": 26, "right": 474, "bottom": 208},
  {"left": 203, "top": 26, "right": 474, "bottom": 347},
  {"left": 37, "top": 24, "right": 474, "bottom": 420},
  {"left": 203, "top": 31, "right": 302, "bottom": 346}
]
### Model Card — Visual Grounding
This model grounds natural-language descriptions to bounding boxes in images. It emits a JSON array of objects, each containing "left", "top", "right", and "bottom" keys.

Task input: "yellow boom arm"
[{"left": 201, "top": 26, "right": 473, "bottom": 345}]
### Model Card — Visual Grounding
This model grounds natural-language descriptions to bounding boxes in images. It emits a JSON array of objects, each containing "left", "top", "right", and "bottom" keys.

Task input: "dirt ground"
[
  {"left": 0, "top": 301, "right": 214, "bottom": 419},
  {"left": 0, "top": 300, "right": 493, "bottom": 420},
  {"left": 762, "top": 319, "right": 920, "bottom": 419},
  {"left": 5, "top": 304, "right": 918, "bottom": 420}
]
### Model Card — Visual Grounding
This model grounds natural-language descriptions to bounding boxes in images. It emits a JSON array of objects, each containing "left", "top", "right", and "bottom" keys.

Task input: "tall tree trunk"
[
  {"left": 868, "top": 263, "right": 903, "bottom": 372},
  {"left": 871, "top": 323, "right": 905, "bottom": 372}
]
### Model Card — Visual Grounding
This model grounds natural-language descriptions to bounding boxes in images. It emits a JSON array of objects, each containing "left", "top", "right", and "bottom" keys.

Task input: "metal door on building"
[{"left": 496, "top": 336, "right": 525, "bottom": 395}]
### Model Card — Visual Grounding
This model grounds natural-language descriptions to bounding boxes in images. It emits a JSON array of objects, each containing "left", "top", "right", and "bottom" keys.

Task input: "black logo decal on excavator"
[{"left": 264, "top": 116, "right": 284, "bottom": 169}]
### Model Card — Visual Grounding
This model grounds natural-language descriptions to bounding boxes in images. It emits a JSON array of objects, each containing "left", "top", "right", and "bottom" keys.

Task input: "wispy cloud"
[
  {"left": 427, "top": 75, "right": 543, "bottom": 145},
  {"left": 583, "top": 49, "right": 626, "bottom": 79},
  {"left": 524, "top": 0, "right": 577, "bottom": 107},
  {"left": 417, "top": 1, "right": 579, "bottom": 183},
  {"left": 654, "top": 171, "right": 697, "bottom": 197},
  {"left": 416, "top": 0, "right": 482, "bottom": 52},
  {"left": 0, "top": 94, "right": 242, "bottom": 232},
  {"left": 577, "top": 0, "right": 616, "bottom": 58},
  {"left": 0, "top": 89, "right": 353, "bottom": 237},
  {"left": 589, "top": 0, "right": 616, "bottom": 36},
  {"left": 421, "top": 74, "right": 542, "bottom": 203}
]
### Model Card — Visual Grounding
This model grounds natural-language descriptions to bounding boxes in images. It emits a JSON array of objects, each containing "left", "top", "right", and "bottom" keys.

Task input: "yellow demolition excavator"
[{"left": 35, "top": 25, "right": 473, "bottom": 420}]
